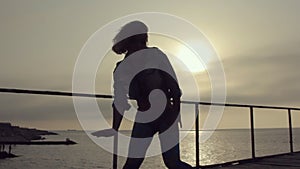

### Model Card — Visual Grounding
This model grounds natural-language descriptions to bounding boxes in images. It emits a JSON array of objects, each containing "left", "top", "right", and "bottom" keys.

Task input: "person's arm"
[
  {"left": 112, "top": 104, "right": 123, "bottom": 131},
  {"left": 164, "top": 72, "right": 182, "bottom": 128},
  {"left": 91, "top": 104, "right": 124, "bottom": 137},
  {"left": 159, "top": 50, "right": 182, "bottom": 102},
  {"left": 158, "top": 49, "right": 182, "bottom": 126},
  {"left": 91, "top": 62, "right": 130, "bottom": 137},
  {"left": 164, "top": 73, "right": 181, "bottom": 111}
]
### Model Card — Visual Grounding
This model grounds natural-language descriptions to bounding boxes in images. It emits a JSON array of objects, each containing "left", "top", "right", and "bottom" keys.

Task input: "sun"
[{"left": 176, "top": 44, "right": 206, "bottom": 73}]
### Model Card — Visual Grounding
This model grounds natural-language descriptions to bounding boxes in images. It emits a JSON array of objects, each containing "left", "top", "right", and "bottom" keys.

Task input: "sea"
[{"left": 0, "top": 128, "right": 299, "bottom": 169}]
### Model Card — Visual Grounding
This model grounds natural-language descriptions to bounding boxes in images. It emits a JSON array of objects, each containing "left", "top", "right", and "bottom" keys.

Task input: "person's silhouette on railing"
[{"left": 92, "top": 21, "right": 194, "bottom": 169}]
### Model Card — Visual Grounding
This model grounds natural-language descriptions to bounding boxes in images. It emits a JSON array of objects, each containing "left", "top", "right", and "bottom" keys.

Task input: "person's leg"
[
  {"left": 123, "top": 123, "right": 155, "bottom": 169},
  {"left": 159, "top": 123, "right": 194, "bottom": 169},
  {"left": 162, "top": 144, "right": 194, "bottom": 169}
]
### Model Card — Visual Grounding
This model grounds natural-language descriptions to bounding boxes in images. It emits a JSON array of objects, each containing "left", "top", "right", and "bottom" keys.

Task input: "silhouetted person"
[{"left": 93, "top": 21, "right": 194, "bottom": 169}]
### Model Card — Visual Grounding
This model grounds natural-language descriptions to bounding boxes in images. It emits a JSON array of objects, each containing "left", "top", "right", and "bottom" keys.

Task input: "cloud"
[{"left": 214, "top": 43, "right": 300, "bottom": 107}]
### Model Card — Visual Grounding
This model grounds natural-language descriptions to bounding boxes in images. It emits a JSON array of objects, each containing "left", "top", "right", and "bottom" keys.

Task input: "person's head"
[{"left": 112, "top": 21, "right": 148, "bottom": 54}]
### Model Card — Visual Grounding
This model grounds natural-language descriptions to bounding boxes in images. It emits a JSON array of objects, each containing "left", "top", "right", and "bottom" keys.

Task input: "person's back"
[
  {"left": 93, "top": 21, "right": 194, "bottom": 169},
  {"left": 129, "top": 66, "right": 181, "bottom": 127}
]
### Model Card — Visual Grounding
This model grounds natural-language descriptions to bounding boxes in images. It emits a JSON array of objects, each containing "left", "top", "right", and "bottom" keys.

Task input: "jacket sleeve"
[
  {"left": 159, "top": 51, "right": 182, "bottom": 98},
  {"left": 113, "top": 61, "right": 131, "bottom": 114}
]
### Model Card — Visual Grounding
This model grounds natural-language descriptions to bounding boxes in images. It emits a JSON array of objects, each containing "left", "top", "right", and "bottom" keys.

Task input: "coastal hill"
[
  {"left": 0, "top": 122, "right": 57, "bottom": 142},
  {"left": 0, "top": 123, "right": 76, "bottom": 159}
]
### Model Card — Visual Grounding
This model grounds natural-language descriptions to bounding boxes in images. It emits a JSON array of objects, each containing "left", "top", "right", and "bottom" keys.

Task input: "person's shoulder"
[
  {"left": 148, "top": 47, "right": 167, "bottom": 56},
  {"left": 149, "top": 47, "right": 162, "bottom": 52},
  {"left": 113, "top": 60, "right": 123, "bottom": 72},
  {"left": 116, "top": 60, "right": 122, "bottom": 67}
]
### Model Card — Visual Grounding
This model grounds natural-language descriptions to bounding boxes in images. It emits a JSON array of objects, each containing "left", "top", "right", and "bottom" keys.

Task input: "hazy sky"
[{"left": 1, "top": 0, "right": 300, "bottom": 130}]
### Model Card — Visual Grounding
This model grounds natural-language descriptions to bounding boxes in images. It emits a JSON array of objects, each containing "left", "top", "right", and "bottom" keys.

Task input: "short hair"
[{"left": 112, "top": 21, "right": 148, "bottom": 54}]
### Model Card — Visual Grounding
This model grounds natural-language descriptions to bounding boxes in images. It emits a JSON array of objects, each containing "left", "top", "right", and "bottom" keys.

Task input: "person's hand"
[{"left": 91, "top": 128, "right": 117, "bottom": 137}]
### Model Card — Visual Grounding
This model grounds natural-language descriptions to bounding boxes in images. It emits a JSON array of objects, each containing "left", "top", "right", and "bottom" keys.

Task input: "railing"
[
  {"left": 1, "top": 87, "right": 300, "bottom": 168},
  {"left": 182, "top": 100, "right": 300, "bottom": 168}
]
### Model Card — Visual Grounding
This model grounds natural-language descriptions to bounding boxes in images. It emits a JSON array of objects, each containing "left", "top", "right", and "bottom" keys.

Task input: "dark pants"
[{"left": 123, "top": 120, "right": 193, "bottom": 169}]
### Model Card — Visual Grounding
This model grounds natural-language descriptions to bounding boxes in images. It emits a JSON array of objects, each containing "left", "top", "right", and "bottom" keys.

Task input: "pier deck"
[{"left": 209, "top": 152, "right": 300, "bottom": 169}]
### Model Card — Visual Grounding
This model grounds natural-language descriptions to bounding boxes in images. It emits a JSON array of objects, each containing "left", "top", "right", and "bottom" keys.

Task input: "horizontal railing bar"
[
  {"left": 182, "top": 100, "right": 300, "bottom": 111},
  {"left": 1, "top": 87, "right": 300, "bottom": 111},
  {"left": 0, "top": 88, "right": 113, "bottom": 99}
]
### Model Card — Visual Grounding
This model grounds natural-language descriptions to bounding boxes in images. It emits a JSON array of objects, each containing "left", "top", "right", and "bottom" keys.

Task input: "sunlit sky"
[{"left": 1, "top": 0, "right": 300, "bottom": 130}]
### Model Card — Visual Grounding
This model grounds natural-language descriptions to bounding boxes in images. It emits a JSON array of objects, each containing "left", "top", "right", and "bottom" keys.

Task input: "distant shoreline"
[
  {"left": 0, "top": 151, "right": 17, "bottom": 159},
  {"left": 0, "top": 122, "right": 57, "bottom": 143},
  {"left": 55, "top": 127, "right": 300, "bottom": 132}
]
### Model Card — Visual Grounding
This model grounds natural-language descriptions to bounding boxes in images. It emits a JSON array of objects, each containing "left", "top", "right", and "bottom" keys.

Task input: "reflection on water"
[{"left": 0, "top": 129, "right": 299, "bottom": 168}]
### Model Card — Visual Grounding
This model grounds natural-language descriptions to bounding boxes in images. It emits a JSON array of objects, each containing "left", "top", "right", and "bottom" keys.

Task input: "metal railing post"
[
  {"left": 288, "top": 109, "right": 294, "bottom": 153},
  {"left": 195, "top": 103, "right": 200, "bottom": 169},
  {"left": 250, "top": 106, "right": 256, "bottom": 159}
]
